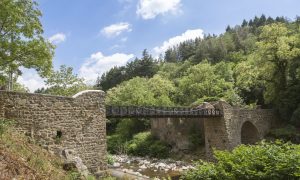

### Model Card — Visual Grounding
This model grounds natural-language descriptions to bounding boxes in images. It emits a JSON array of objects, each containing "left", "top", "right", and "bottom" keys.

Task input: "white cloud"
[
  {"left": 101, "top": 22, "right": 132, "bottom": 38},
  {"left": 153, "top": 29, "right": 204, "bottom": 56},
  {"left": 49, "top": 33, "right": 66, "bottom": 44},
  {"left": 136, "top": 0, "right": 182, "bottom": 20},
  {"left": 79, "top": 52, "right": 134, "bottom": 84},
  {"left": 17, "top": 69, "right": 45, "bottom": 92},
  {"left": 120, "top": 37, "right": 128, "bottom": 42}
]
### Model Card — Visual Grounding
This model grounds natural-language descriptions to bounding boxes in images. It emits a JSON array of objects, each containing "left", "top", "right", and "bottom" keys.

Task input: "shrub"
[
  {"left": 107, "top": 134, "right": 127, "bottom": 154},
  {"left": 188, "top": 125, "right": 204, "bottom": 150},
  {"left": 126, "top": 132, "right": 170, "bottom": 158},
  {"left": 291, "top": 105, "right": 300, "bottom": 126},
  {"left": 268, "top": 125, "right": 300, "bottom": 143},
  {"left": 115, "top": 118, "right": 149, "bottom": 140},
  {"left": 0, "top": 119, "right": 14, "bottom": 137},
  {"left": 106, "top": 154, "right": 115, "bottom": 165},
  {"left": 183, "top": 141, "right": 300, "bottom": 180}
]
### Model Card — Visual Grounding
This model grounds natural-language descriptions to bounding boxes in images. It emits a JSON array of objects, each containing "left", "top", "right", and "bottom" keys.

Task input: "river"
[{"left": 109, "top": 155, "right": 195, "bottom": 179}]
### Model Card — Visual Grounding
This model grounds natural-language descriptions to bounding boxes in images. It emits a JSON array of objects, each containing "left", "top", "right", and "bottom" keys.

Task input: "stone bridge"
[
  {"left": 108, "top": 102, "right": 277, "bottom": 157},
  {"left": 0, "top": 90, "right": 277, "bottom": 174}
]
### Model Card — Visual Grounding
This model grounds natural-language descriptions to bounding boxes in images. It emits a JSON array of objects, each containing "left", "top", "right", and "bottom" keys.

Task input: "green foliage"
[
  {"left": 126, "top": 132, "right": 170, "bottom": 158},
  {"left": 115, "top": 118, "right": 148, "bottom": 139},
  {"left": 188, "top": 125, "right": 204, "bottom": 150},
  {"left": 0, "top": 119, "right": 14, "bottom": 137},
  {"left": 183, "top": 160, "right": 218, "bottom": 180},
  {"left": 66, "top": 171, "right": 81, "bottom": 180},
  {"left": 107, "top": 118, "right": 150, "bottom": 154},
  {"left": 35, "top": 65, "right": 89, "bottom": 96},
  {"left": 291, "top": 105, "right": 300, "bottom": 126},
  {"left": 105, "top": 16, "right": 300, "bottom": 161},
  {"left": 256, "top": 23, "right": 300, "bottom": 104},
  {"left": 268, "top": 125, "right": 300, "bottom": 143},
  {"left": 0, "top": 0, "right": 54, "bottom": 87},
  {"left": 96, "top": 49, "right": 159, "bottom": 91},
  {"left": 177, "top": 61, "right": 241, "bottom": 105},
  {"left": 107, "top": 131, "right": 171, "bottom": 158},
  {"left": 0, "top": 127, "right": 77, "bottom": 179},
  {"left": 106, "top": 154, "right": 115, "bottom": 165},
  {"left": 106, "top": 75, "right": 175, "bottom": 106},
  {"left": 183, "top": 141, "right": 300, "bottom": 180},
  {"left": 107, "top": 134, "right": 127, "bottom": 154}
]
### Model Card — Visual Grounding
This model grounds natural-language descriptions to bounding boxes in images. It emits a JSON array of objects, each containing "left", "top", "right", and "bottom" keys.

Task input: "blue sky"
[{"left": 18, "top": 0, "right": 300, "bottom": 91}]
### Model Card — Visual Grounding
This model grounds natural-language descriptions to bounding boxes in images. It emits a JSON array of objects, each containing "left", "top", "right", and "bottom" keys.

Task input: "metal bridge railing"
[{"left": 106, "top": 106, "right": 222, "bottom": 118}]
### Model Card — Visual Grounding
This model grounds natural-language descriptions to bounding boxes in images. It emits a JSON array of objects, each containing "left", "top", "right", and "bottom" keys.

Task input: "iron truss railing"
[{"left": 106, "top": 106, "right": 222, "bottom": 118}]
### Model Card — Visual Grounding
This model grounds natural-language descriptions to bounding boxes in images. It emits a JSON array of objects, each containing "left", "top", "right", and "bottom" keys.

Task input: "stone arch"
[{"left": 241, "top": 121, "right": 259, "bottom": 144}]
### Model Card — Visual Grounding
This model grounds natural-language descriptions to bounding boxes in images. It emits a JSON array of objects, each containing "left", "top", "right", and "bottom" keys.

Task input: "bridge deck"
[{"left": 106, "top": 106, "right": 222, "bottom": 118}]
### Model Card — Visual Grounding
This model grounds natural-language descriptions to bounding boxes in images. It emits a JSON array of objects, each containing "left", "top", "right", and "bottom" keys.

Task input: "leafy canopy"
[
  {"left": 0, "top": 0, "right": 54, "bottom": 86},
  {"left": 35, "top": 65, "right": 89, "bottom": 96}
]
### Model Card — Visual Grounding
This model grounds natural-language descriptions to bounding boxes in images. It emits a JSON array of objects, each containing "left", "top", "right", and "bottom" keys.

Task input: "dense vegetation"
[
  {"left": 0, "top": 0, "right": 54, "bottom": 91},
  {"left": 1, "top": 1, "right": 299, "bottom": 178},
  {"left": 34, "top": 65, "right": 90, "bottom": 96},
  {"left": 100, "top": 15, "right": 300, "bottom": 157},
  {"left": 102, "top": 15, "right": 300, "bottom": 126},
  {"left": 108, "top": 131, "right": 171, "bottom": 158},
  {"left": 183, "top": 141, "right": 300, "bottom": 180}
]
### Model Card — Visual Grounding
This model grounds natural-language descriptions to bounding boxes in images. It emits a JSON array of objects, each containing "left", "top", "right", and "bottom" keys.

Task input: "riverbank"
[{"left": 109, "top": 154, "right": 195, "bottom": 179}]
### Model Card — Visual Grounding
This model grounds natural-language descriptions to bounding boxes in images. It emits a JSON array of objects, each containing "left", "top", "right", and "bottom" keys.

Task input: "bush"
[
  {"left": 115, "top": 118, "right": 149, "bottom": 140},
  {"left": 106, "top": 154, "right": 115, "bottom": 165},
  {"left": 126, "top": 132, "right": 170, "bottom": 158},
  {"left": 291, "top": 105, "right": 300, "bottom": 127},
  {"left": 268, "top": 125, "right": 300, "bottom": 143},
  {"left": 0, "top": 119, "right": 14, "bottom": 137},
  {"left": 188, "top": 125, "right": 204, "bottom": 150},
  {"left": 107, "top": 134, "right": 127, "bottom": 154},
  {"left": 183, "top": 141, "right": 300, "bottom": 180}
]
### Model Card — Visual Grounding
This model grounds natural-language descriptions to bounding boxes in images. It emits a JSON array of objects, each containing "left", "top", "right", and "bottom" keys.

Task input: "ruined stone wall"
[
  {"left": 151, "top": 118, "right": 205, "bottom": 151},
  {"left": 0, "top": 90, "right": 106, "bottom": 173}
]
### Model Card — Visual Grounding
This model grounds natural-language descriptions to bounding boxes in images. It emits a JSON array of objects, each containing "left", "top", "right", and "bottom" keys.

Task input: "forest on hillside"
[
  {"left": 1, "top": 1, "right": 299, "bottom": 178},
  {"left": 98, "top": 15, "right": 300, "bottom": 127}
]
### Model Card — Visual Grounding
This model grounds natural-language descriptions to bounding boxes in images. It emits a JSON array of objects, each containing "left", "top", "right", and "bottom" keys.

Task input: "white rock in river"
[
  {"left": 113, "top": 162, "right": 121, "bottom": 168},
  {"left": 158, "top": 162, "right": 166, "bottom": 168},
  {"left": 140, "top": 164, "right": 147, "bottom": 169}
]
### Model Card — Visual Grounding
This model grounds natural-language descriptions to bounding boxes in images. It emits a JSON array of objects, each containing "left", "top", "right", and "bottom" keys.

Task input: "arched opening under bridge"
[{"left": 241, "top": 121, "right": 260, "bottom": 144}]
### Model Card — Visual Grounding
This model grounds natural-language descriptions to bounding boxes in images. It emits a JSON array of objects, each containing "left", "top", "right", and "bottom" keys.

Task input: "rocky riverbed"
[{"left": 108, "top": 155, "right": 195, "bottom": 179}]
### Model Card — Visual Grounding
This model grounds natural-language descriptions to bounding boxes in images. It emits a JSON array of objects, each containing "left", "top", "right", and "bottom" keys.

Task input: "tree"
[
  {"left": 105, "top": 75, "right": 175, "bottom": 106},
  {"left": 234, "top": 54, "right": 265, "bottom": 105},
  {"left": 177, "top": 61, "right": 241, "bottom": 105},
  {"left": 96, "top": 49, "right": 159, "bottom": 91},
  {"left": 164, "top": 48, "right": 177, "bottom": 62},
  {"left": 96, "top": 66, "right": 127, "bottom": 91},
  {"left": 256, "top": 23, "right": 300, "bottom": 104},
  {"left": 241, "top": 19, "right": 248, "bottom": 27},
  {"left": 36, "top": 65, "right": 89, "bottom": 96},
  {"left": 0, "top": 0, "right": 54, "bottom": 90}
]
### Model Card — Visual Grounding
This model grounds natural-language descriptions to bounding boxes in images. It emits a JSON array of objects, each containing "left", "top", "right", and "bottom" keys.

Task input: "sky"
[{"left": 18, "top": 0, "right": 300, "bottom": 92}]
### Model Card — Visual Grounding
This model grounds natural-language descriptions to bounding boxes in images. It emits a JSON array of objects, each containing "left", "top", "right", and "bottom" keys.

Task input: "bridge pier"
[
  {"left": 204, "top": 101, "right": 276, "bottom": 159},
  {"left": 203, "top": 101, "right": 233, "bottom": 158}
]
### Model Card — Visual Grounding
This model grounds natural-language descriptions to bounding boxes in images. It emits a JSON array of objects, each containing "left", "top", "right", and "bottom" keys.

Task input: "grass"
[
  {"left": 0, "top": 127, "right": 70, "bottom": 179},
  {"left": 0, "top": 120, "right": 117, "bottom": 180}
]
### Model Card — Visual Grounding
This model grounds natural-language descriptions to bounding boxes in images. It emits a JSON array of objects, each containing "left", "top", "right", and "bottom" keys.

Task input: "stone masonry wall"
[
  {"left": 151, "top": 118, "right": 205, "bottom": 151},
  {"left": 0, "top": 90, "right": 107, "bottom": 173},
  {"left": 204, "top": 101, "right": 276, "bottom": 158},
  {"left": 151, "top": 101, "right": 277, "bottom": 159}
]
